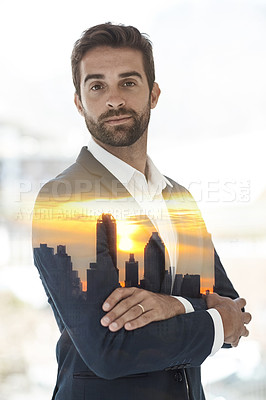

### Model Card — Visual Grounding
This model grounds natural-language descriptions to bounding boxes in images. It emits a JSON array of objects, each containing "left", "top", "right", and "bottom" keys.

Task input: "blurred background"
[{"left": 0, "top": 0, "right": 265, "bottom": 399}]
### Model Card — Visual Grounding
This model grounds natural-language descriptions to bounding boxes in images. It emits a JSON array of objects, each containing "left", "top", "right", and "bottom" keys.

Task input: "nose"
[{"left": 106, "top": 89, "right": 125, "bottom": 109}]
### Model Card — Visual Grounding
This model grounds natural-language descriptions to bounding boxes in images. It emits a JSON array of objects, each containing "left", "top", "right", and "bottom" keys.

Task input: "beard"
[{"left": 83, "top": 101, "right": 151, "bottom": 147}]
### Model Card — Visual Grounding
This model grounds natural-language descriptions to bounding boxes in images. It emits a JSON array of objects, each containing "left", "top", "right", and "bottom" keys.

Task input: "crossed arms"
[
  {"left": 100, "top": 286, "right": 250, "bottom": 348},
  {"left": 33, "top": 223, "right": 251, "bottom": 380},
  {"left": 32, "top": 172, "right": 251, "bottom": 379}
]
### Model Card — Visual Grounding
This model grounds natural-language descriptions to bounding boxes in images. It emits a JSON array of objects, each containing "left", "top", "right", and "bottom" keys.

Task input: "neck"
[{"left": 93, "top": 133, "right": 148, "bottom": 176}]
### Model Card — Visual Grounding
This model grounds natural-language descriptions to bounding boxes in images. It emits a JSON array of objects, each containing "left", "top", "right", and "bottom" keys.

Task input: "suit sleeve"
[
  {"left": 180, "top": 248, "right": 239, "bottom": 311},
  {"left": 173, "top": 183, "right": 239, "bottom": 310}
]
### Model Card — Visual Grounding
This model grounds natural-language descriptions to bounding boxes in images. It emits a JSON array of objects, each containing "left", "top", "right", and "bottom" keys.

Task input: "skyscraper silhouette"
[
  {"left": 143, "top": 232, "right": 165, "bottom": 292},
  {"left": 125, "top": 253, "right": 139, "bottom": 287},
  {"left": 181, "top": 274, "right": 200, "bottom": 298},
  {"left": 86, "top": 214, "right": 119, "bottom": 303},
  {"left": 96, "top": 213, "right": 118, "bottom": 274},
  {"left": 54, "top": 245, "right": 82, "bottom": 299},
  {"left": 160, "top": 270, "right": 172, "bottom": 294},
  {"left": 34, "top": 243, "right": 55, "bottom": 281},
  {"left": 172, "top": 273, "right": 183, "bottom": 296},
  {"left": 34, "top": 244, "right": 82, "bottom": 300}
]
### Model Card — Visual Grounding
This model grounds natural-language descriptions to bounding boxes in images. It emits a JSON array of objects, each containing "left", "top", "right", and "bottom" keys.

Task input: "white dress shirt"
[{"left": 88, "top": 138, "right": 223, "bottom": 356}]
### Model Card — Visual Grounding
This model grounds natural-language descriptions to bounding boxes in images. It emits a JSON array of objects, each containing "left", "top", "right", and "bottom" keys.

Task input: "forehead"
[{"left": 79, "top": 46, "right": 146, "bottom": 78}]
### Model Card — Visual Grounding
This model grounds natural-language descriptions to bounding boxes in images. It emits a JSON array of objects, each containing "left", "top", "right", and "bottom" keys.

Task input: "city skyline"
[
  {"left": 34, "top": 213, "right": 214, "bottom": 298},
  {"left": 32, "top": 189, "right": 214, "bottom": 287}
]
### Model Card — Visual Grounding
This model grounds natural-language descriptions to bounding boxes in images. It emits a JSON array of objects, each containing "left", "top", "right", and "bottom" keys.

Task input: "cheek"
[
  {"left": 128, "top": 96, "right": 150, "bottom": 113},
  {"left": 82, "top": 101, "right": 102, "bottom": 121}
]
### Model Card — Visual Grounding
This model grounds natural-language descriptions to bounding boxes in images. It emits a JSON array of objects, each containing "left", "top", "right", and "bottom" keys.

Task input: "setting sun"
[
  {"left": 116, "top": 220, "right": 138, "bottom": 252},
  {"left": 118, "top": 236, "right": 133, "bottom": 252}
]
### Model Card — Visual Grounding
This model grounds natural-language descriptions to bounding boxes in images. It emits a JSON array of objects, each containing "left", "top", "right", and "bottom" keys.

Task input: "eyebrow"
[
  {"left": 84, "top": 71, "right": 143, "bottom": 84},
  {"left": 119, "top": 71, "right": 143, "bottom": 80}
]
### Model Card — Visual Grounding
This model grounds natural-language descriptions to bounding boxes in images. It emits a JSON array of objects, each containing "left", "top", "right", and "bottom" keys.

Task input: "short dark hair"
[{"left": 71, "top": 22, "right": 155, "bottom": 99}]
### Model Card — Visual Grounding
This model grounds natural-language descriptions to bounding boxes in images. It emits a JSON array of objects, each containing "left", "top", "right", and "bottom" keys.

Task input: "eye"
[
  {"left": 123, "top": 81, "right": 136, "bottom": 87},
  {"left": 91, "top": 84, "right": 104, "bottom": 91}
]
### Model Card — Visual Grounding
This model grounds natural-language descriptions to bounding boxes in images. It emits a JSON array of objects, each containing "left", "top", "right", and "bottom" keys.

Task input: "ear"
[
  {"left": 150, "top": 82, "right": 161, "bottom": 109},
  {"left": 74, "top": 93, "right": 84, "bottom": 116}
]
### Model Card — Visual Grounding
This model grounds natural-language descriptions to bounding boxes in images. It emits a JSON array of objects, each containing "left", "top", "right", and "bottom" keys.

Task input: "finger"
[
  {"left": 232, "top": 338, "right": 240, "bottom": 347},
  {"left": 241, "top": 326, "right": 250, "bottom": 338},
  {"left": 234, "top": 297, "right": 247, "bottom": 309},
  {"left": 108, "top": 303, "right": 148, "bottom": 332},
  {"left": 243, "top": 312, "right": 252, "bottom": 325},
  {"left": 102, "top": 287, "right": 136, "bottom": 311},
  {"left": 124, "top": 311, "right": 155, "bottom": 331},
  {"left": 101, "top": 291, "right": 145, "bottom": 326},
  {"left": 205, "top": 293, "right": 220, "bottom": 308}
]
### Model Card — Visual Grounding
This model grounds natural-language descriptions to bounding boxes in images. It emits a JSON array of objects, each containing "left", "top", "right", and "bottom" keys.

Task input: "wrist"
[
  {"left": 171, "top": 296, "right": 194, "bottom": 314},
  {"left": 213, "top": 304, "right": 231, "bottom": 340}
]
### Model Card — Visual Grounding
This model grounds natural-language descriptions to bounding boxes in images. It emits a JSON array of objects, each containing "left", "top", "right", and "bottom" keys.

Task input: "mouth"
[{"left": 104, "top": 116, "right": 132, "bottom": 126}]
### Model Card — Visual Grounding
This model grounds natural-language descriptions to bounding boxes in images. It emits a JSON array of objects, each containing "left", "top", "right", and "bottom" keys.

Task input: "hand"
[
  {"left": 206, "top": 293, "right": 252, "bottom": 347},
  {"left": 100, "top": 287, "right": 185, "bottom": 332}
]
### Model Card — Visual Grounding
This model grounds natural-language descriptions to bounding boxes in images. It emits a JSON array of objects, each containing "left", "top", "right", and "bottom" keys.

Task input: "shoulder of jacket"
[
  {"left": 35, "top": 160, "right": 95, "bottom": 202},
  {"left": 164, "top": 175, "right": 193, "bottom": 197}
]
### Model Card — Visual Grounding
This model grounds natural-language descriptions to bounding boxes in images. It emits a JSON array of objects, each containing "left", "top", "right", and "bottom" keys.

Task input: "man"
[{"left": 32, "top": 23, "right": 251, "bottom": 400}]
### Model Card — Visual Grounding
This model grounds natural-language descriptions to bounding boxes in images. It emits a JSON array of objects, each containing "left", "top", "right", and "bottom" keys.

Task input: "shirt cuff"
[
  {"left": 171, "top": 296, "right": 194, "bottom": 314},
  {"left": 207, "top": 308, "right": 224, "bottom": 356}
]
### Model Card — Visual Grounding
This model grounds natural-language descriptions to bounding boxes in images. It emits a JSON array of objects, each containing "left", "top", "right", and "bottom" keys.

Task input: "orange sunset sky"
[{"left": 33, "top": 194, "right": 214, "bottom": 292}]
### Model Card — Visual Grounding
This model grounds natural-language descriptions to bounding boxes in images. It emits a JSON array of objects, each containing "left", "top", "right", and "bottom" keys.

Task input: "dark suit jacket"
[{"left": 32, "top": 147, "right": 239, "bottom": 400}]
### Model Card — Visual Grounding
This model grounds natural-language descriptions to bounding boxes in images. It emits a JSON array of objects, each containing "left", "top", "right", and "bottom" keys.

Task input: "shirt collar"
[
  {"left": 88, "top": 138, "right": 135, "bottom": 185},
  {"left": 88, "top": 138, "right": 173, "bottom": 193}
]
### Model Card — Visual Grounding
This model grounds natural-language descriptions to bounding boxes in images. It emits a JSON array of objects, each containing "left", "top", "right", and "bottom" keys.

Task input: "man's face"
[{"left": 75, "top": 46, "right": 160, "bottom": 147}]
